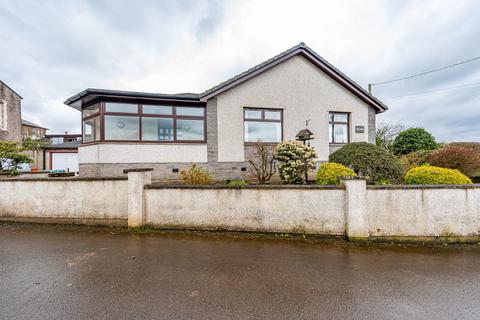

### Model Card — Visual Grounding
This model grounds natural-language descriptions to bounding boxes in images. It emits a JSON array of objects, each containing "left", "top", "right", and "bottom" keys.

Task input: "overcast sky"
[{"left": 1, "top": 0, "right": 479, "bottom": 141}]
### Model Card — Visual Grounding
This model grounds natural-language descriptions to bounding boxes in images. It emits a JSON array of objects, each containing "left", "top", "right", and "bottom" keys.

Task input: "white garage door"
[{"left": 52, "top": 153, "right": 79, "bottom": 172}]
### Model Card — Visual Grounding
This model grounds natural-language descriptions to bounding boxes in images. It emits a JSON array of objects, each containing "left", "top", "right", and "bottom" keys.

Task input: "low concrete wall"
[
  {"left": 0, "top": 177, "right": 128, "bottom": 226},
  {"left": 366, "top": 185, "right": 480, "bottom": 239},
  {"left": 1, "top": 171, "right": 479, "bottom": 242},
  {"left": 144, "top": 186, "right": 345, "bottom": 234}
]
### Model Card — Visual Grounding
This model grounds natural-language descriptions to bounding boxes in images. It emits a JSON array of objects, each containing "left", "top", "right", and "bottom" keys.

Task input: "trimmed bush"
[
  {"left": 274, "top": 141, "right": 317, "bottom": 184},
  {"left": 427, "top": 146, "right": 480, "bottom": 177},
  {"left": 180, "top": 164, "right": 213, "bottom": 185},
  {"left": 404, "top": 166, "right": 472, "bottom": 185},
  {"left": 315, "top": 162, "right": 356, "bottom": 185},
  {"left": 399, "top": 150, "right": 432, "bottom": 173},
  {"left": 392, "top": 128, "right": 438, "bottom": 155},
  {"left": 329, "top": 142, "right": 403, "bottom": 183}
]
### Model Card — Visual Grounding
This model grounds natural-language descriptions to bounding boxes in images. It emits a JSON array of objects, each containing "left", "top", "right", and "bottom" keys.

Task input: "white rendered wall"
[
  {"left": 215, "top": 55, "right": 371, "bottom": 162},
  {"left": 78, "top": 143, "right": 208, "bottom": 164},
  {"left": 145, "top": 187, "right": 346, "bottom": 234}
]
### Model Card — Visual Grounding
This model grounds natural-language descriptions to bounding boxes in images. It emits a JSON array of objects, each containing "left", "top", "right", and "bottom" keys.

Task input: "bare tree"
[
  {"left": 247, "top": 143, "right": 277, "bottom": 184},
  {"left": 376, "top": 121, "right": 406, "bottom": 151}
]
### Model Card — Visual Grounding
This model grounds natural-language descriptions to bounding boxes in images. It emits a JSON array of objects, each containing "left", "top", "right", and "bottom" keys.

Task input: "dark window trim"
[
  {"left": 329, "top": 111, "right": 350, "bottom": 144},
  {"left": 81, "top": 101, "right": 207, "bottom": 144},
  {"left": 244, "top": 107, "right": 283, "bottom": 144}
]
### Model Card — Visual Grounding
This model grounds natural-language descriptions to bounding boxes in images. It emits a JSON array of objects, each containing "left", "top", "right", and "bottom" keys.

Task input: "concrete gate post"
[
  {"left": 124, "top": 168, "right": 153, "bottom": 228},
  {"left": 341, "top": 177, "right": 369, "bottom": 241}
]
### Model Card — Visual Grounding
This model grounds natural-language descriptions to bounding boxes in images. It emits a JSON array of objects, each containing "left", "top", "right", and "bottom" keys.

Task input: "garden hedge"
[
  {"left": 404, "top": 166, "right": 472, "bottom": 185},
  {"left": 329, "top": 142, "right": 403, "bottom": 183},
  {"left": 315, "top": 162, "right": 356, "bottom": 185}
]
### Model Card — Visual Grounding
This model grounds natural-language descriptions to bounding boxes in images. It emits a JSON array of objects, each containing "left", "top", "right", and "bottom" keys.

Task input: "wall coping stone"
[
  {"left": 367, "top": 184, "right": 480, "bottom": 190},
  {"left": 146, "top": 183, "right": 344, "bottom": 190},
  {"left": 0, "top": 177, "right": 128, "bottom": 182}
]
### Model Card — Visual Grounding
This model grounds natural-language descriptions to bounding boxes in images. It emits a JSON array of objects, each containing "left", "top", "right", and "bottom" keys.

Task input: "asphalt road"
[{"left": 1, "top": 223, "right": 480, "bottom": 320}]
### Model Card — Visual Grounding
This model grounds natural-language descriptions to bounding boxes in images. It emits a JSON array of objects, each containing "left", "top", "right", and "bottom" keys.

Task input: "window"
[
  {"left": 104, "top": 115, "right": 139, "bottom": 140},
  {"left": 83, "top": 116, "right": 101, "bottom": 143},
  {"left": 105, "top": 102, "right": 138, "bottom": 113},
  {"left": 81, "top": 102, "right": 206, "bottom": 143},
  {"left": 82, "top": 103, "right": 100, "bottom": 118},
  {"left": 329, "top": 112, "right": 349, "bottom": 144},
  {"left": 143, "top": 105, "right": 172, "bottom": 115},
  {"left": 0, "top": 100, "right": 7, "bottom": 130},
  {"left": 51, "top": 137, "right": 64, "bottom": 144},
  {"left": 142, "top": 117, "right": 174, "bottom": 141},
  {"left": 244, "top": 108, "right": 282, "bottom": 143},
  {"left": 176, "top": 107, "right": 204, "bottom": 117},
  {"left": 176, "top": 119, "right": 204, "bottom": 141}
]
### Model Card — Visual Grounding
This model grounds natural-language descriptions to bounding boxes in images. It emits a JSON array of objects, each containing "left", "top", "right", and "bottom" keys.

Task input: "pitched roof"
[
  {"left": 0, "top": 80, "right": 23, "bottom": 99},
  {"left": 21, "top": 119, "right": 48, "bottom": 130},
  {"left": 200, "top": 42, "right": 388, "bottom": 112},
  {"left": 64, "top": 43, "right": 388, "bottom": 112}
]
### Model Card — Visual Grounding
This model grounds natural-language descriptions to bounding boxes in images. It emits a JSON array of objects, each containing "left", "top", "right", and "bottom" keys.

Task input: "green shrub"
[
  {"left": 399, "top": 150, "right": 432, "bottom": 173},
  {"left": 329, "top": 142, "right": 402, "bottom": 183},
  {"left": 392, "top": 128, "right": 438, "bottom": 155},
  {"left": 274, "top": 141, "right": 317, "bottom": 184},
  {"left": 315, "top": 162, "right": 356, "bottom": 185},
  {"left": 227, "top": 179, "right": 247, "bottom": 186},
  {"left": 404, "top": 166, "right": 472, "bottom": 184},
  {"left": 0, "top": 141, "right": 32, "bottom": 175},
  {"left": 427, "top": 145, "right": 480, "bottom": 177},
  {"left": 180, "top": 164, "right": 213, "bottom": 185}
]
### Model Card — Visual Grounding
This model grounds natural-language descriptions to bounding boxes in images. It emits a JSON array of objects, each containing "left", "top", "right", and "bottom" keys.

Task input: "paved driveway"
[{"left": 1, "top": 223, "right": 480, "bottom": 319}]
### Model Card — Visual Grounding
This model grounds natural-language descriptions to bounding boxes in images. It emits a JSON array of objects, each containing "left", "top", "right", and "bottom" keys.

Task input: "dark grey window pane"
[
  {"left": 176, "top": 107, "right": 204, "bottom": 117},
  {"left": 143, "top": 105, "right": 172, "bottom": 115},
  {"left": 142, "top": 118, "right": 174, "bottom": 141},
  {"left": 104, "top": 116, "right": 139, "bottom": 140},
  {"left": 244, "top": 121, "right": 281, "bottom": 142},
  {"left": 245, "top": 109, "right": 262, "bottom": 119},
  {"left": 82, "top": 103, "right": 100, "bottom": 118},
  {"left": 176, "top": 119, "right": 204, "bottom": 141},
  {"left": 105, "top": 103, "right": 138, "bottom": 113},
  {"left": 264, "top": 110, "right": 281, "bottom": 120},
  {"left": 83, "top": 116, "right": 100, "bottom": 143}
]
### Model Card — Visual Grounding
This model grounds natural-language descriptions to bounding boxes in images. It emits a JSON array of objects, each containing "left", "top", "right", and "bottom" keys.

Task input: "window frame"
[
  {"left": 329, "top": 111, "right": 350, "bottom": 144},
  {"left": 0, "top": 100, "right": 7, "bottom": 131},
  {"left": 243, "top": 107, "right": 283, "bottom": 144},
  {"left": 81, "top": 101, "right": 206, "bottom": 145}
]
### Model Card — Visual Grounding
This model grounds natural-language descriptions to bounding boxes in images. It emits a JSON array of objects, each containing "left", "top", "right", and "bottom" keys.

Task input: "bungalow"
[{"left": 64, "top": 43, "right": 387, "bottom": 180}]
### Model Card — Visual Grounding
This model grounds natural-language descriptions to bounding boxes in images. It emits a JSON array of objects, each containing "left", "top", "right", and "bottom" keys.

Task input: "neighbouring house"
[
  {"left": 64, "top": 43, "right": 388, "bottom": 180},
  {"left": 21, "top": 119, "right": 48, "bottom": 140},
  {"left": 20, "top": 119, "right": 48, "bottom": 170},
  {"left": 43, "top": 133, "right": 81, "bottom": 172},
  {"left": 0, "top": 80, "right": 22, "bottom": 142}
]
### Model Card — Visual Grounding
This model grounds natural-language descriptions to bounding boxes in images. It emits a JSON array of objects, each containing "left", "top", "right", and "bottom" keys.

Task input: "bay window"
[
  {"left": 244, "top": 108, "right": 282, "bottom": 143},
  {"left": 81, "top": 102, "right": 206, "bottom": 143},
  {"left": 329, "top": 112, "right": 349, "bottom": 144}
]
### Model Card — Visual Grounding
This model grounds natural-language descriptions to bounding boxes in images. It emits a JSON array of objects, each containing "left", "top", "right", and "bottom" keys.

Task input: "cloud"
[{"left": 0, "top": 0, "right": 478, "bottom": 141}]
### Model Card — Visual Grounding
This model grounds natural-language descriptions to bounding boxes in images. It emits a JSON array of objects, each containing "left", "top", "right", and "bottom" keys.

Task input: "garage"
[{"left": 51, "top": 152, "right": 79, "bottom": 172}]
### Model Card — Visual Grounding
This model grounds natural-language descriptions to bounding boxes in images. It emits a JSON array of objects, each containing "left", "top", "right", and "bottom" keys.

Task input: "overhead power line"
[
  {"left": 386, "top": 80, "right": 480, "bottom": 100},
  {"left": 369, "top": 55, "right": 480, "bottom": 91}
]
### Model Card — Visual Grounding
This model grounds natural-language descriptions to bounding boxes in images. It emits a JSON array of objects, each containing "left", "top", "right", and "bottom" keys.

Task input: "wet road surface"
[{"left": 1, "top": 223, "right": 480, "bottom": 320}]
